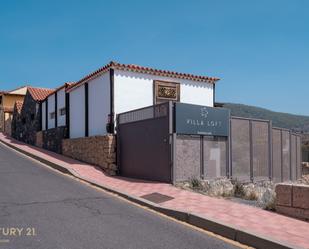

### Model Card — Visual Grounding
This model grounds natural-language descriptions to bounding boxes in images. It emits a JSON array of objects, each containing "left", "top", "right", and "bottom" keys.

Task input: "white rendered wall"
[
  {"left": 70, "top": 85, "right": 85, "bottom": 138},
  {"left": 10, "top": 86, "right": 28, "bottom": 95},
  {"left": 41, "top": 101, "right": 46, "bottom": 131},
  {"left": 47, "top": 94, "right": 55, "bottom": 129},
  {"left": 57, "top": 88, "right": 66, "bottom": 127},
  {"left": 88, "top": 72, "right": 110, "bottom": 136},
  {"left": 114, "top": 70, "right": 214, "bottom": 116},
  {"left": 180, "top": 81, "right": 213, "bottom": 106}
]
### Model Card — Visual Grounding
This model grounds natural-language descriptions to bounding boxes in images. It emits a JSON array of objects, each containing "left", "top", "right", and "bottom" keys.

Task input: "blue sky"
[{"left": 0, "top": 0, "right": 308, "bottom": 115}]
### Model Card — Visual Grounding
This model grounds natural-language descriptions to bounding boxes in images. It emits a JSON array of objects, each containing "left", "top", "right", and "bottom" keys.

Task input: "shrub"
[
  {"left": 190, "top": 177, "right": 203, "bottom": 190},
  {"left": 258, "top": 188, "right": 276, "bottom": 210},
  {"left": 232, "top": 179, "right": 245, "bottom": 198}
]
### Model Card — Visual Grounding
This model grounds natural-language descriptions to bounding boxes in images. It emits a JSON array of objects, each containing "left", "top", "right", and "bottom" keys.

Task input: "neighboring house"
[
  {"left": 11, "top": 100, "right": 24, "bottom": 137},
  {"left": 40, "top": 82, "right": 75, "bottom": 153},
  {"left": 12, "top": 87, "right": 54, "bottom": 145},
  {"left": 0, "top": 86, "right": 28, "bottom": 136},
  {"left": 66, "top": 61, "right": 219, "bottom": 138}
]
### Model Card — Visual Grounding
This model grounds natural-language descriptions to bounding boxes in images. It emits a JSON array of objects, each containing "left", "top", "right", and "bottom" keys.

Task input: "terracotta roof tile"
[
  {"left": 27, "top": 87, "right": 54, "bottom": 101},
  {"left": 68, "top": 61, "right": 220, "bottom": 92}
]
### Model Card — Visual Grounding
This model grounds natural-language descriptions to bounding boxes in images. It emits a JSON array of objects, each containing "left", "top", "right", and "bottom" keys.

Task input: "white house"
[
  {"left": 41, "top": 83, "right": 74, "bottom": 131},
  {"left": 66, "top": 61, "right": 219, "bottom": 138}
]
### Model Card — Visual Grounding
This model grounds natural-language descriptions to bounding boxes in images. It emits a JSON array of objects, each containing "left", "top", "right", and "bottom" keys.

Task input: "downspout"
[
  {"left": 109, "top": 68, "right": 115, "bottom": 134},
  {"left": 65, "top": 91, "right": 70, "bottom": 138},
  {"left": 55, "top": 92, "right": 58, "bottom": 128},
  {"left": 39, "top": 102, "right": 42, "bottom": 131},
  {"left": 45, "top": 99, "right": 48, "bottom": 130},
  {"left": 85, "top": 83, "right": 89, "bottom": 137},
  {"left": 213, "top": 83, "right": 216, "bottom": 107}
]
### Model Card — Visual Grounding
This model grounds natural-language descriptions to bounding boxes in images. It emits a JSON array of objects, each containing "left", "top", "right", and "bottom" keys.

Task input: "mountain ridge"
[{"left": 221, "top": 103, "right": 309, "bottom": 133}]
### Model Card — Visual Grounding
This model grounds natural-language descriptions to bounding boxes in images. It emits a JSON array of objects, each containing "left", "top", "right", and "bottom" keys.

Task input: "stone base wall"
[
  {"left": 36, "top": 131, "right": 43, "bottom": 148},
  {"left": 42, "top": 127, "right": 67, "bottom": 154},
  {"left": 62, "top": 135, "right": 117, "bottom": 175},
  {"left": 275, "top": 184, "right": 309, "bottom": 221}
]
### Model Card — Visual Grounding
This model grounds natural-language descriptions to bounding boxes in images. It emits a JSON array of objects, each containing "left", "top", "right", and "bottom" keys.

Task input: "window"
[
  {"left": 0, "top": 96, "right": 2, "bottom": 105},
  {"left": 60, "top": 107, "right": 66, "bottom": 116},
  {"left": 50, "top": 112, "right": 55, "bottom": 119},
  {"left": 154, "top": 80, "right": 180, "bottom": 104}
]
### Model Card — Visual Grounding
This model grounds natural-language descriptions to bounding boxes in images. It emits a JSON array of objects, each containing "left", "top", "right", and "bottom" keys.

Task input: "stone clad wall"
[
  {"left": 4, "top": 112, "right": 12, "bottom": 136},
  {"left": 62, "top": 135, "right": 117, "bottom": 175},
  {"left": 42, "top": 127, "right": 67, "bottom": 154},
  {"left": 0, "top": 109, "right": 4, "bottom": 132},
  {"left": 36, "top": 131, "right": 43, "bottom": 148},
  {"left": 12, "top": 92, "right": 40, "bottom": 145},
  {"left": 276, "top": 183, "right": 309, "bottom": 221}
]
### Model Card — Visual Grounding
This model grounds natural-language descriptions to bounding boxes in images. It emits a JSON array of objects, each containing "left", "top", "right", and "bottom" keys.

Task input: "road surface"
[{"left": 0, "top": 142, "right": 241, "bottom": 249}]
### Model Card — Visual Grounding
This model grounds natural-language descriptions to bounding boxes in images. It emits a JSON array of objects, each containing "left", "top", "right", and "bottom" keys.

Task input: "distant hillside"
[{"left": 221, "top": 103, "right": 309, "bottom": 133}]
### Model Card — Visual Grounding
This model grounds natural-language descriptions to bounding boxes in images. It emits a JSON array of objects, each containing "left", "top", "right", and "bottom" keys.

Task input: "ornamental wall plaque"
[
  {"left": 154, "top": 80, "right": 180, "bottom": 104},
  {"left": 158, "top": 85, "right": 177, "bottom": 99}
]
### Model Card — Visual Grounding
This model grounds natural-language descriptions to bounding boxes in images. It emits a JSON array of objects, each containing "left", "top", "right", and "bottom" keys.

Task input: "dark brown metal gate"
[{"left": 116, "top": 103, "right": 172, "bottom": 182}]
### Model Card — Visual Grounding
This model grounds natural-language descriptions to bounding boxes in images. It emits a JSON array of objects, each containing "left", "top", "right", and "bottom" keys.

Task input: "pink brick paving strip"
[{"left": 0, "top": 133, "right": 308, "bottom": 249}]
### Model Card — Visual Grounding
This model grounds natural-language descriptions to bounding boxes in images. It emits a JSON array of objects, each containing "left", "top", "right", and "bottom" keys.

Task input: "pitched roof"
[
  {"left": 42, "top": 82, "right": 76, "bottom": 101},
  {"left": 8, "top": 85, "right": 28, "bottom": 95},
  {"left": 27, "top": 87, "right": 54, "bottom": 101},
  {"left": 68, "top": 61, "right": 220, "bottom": 92},
  {"left": 65, "top": 82, "right": 78, "bottom": 91},
  {"left": 14, "top": 100, "right": 24, "bottom": 114},
  {"left": 0, "top": 86, "right": 28, "bottom": 96}
]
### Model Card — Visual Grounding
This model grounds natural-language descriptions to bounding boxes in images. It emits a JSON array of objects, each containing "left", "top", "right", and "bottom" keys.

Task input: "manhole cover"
[{"left": 140, "top": 192, "right": 174, "bottom": 204}]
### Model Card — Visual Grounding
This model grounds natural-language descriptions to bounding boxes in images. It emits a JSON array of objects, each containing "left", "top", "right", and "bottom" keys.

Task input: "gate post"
[
  {"left": 200, "top": 136, "right": 204, "bottom": 179},
  {"left": 169, "top": 101, "right": 176, "bottom": 184},
  {"left": 228, "top": 118, "right": 232, "bottom": 178},
  {"left": 289, "top": 131, "right": 292, "bottom": 181},
  {"left": 116, "top": 115, "right": 120, "bottom": 175},
  {"left": 171, "top": 133, "right": 176, "bottom": 184},
  {"left": 268, "top": 120, "right": 273, "bottom": 181},
  {"left": 249, "top": 120, "right": 253, "bottom": 182},
  {"left": 280, "top": 129, "right": 283, "bottom": 182}
]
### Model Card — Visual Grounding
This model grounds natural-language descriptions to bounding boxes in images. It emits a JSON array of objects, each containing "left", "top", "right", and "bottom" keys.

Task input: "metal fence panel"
[
  {"left": 252, "top": 121, "right": 270, "bottom": 181},
  {"left": 231, "top": 118, "right": 250, "bottom": 181},
  {"left": 175, "top": 135, "right": 201, "bottom": 181},
  {"left": 282, "top": 130, "right": 291, "bottom": 181},
  {"left": 203, "top": 137, "right": 227, "bottom": 178},
  {"left": 118, "top": 103, "right": 168, "bottom": 124},
  {"left": 117, "top": 103, "right": 303, "bottom": 183},
  {"left": 272, "top": 129, "right": 282, "bottom": 182}
]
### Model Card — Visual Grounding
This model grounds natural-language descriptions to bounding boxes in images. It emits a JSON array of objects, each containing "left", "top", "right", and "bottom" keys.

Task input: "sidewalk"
[{"left": 0, "top": 133, "right": 308, "bottom": 249}]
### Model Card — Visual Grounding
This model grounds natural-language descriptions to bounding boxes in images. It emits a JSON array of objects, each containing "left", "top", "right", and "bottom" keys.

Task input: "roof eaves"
[
  {"left": 67, "top": 62, "right": 113, "bottom": 93},
  {"left": 67, "top": 61, "right": 220, "bottom": 93},
  {"left": 42, "top": 82, "right": 76, "bottom": 102}
]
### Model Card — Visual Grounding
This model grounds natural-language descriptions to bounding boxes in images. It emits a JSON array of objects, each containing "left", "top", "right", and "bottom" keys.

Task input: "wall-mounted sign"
[{"left": 175, "top": 103, "right": 230, "bottom": 136}]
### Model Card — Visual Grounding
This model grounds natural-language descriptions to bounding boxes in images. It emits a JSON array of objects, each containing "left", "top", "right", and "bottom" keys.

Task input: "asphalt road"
[{"left": 0, "top": 142, "right": 241, "bottom": 249}]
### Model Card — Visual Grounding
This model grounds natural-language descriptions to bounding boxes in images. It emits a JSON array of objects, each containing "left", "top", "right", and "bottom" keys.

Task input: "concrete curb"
[{"left": 0, "top": 139, "right": 304, "bottom": 249}]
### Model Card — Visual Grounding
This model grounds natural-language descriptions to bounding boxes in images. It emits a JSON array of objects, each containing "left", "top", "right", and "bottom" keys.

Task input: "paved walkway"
[{"left": 0, "top": 133, "right": 308, "bottom": 249}]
